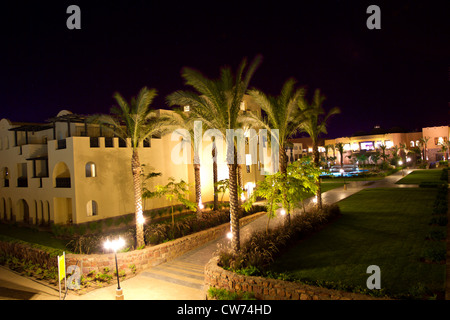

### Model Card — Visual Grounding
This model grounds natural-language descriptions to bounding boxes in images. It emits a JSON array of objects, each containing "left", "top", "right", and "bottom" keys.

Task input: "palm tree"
[
  {"left": 298, "top": 89, "right": 340, "bottom": 209},
  {"left": 164, "top": 109, "right": 204, "bottom": 216},
  {"left": 335, "top": 142, "right": 345, "bottom": 168},
  {"left": 419, "top": 136, "right": 430, "bottom": 161},
  {"left": 245, "top": 78, "right": 306, "bottom": 223},
  {"left": 90, "top": 87, "right": 171, "bottom": 248},
  {"left": 246, "top": 78, "right": 306, "bottom": 175},
  {"left": 166, "top": 55, "right": 262, "bottom": 252}
]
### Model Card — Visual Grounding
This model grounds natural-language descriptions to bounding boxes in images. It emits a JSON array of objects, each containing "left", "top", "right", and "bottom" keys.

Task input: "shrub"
[
  {"left": 422, "top": 242, "right": 446, "bottom": 263},
  {"left": 217, "top": 204, "right": 341, "bottom": 273},
  {"left": 426, "top": 229, "right": 446, "bottom": 241},
  {"left": 429, "top": 216, "right": 448, "bottom": 226}
]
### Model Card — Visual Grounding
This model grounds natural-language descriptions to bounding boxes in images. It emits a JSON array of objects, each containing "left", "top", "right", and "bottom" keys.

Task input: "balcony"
[{"left": 55, "top": 177, "right": 71, "bottom": 188}]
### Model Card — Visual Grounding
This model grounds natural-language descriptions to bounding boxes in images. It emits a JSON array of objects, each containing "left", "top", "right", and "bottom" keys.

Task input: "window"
[
  {"left": 435, "top": 137, "right": 447, "bottom": 146},
  {"left": 410, "top": 141, "right": 415, "bottom": 147},
  {"left": 87, "top": 200, "right": 98, "bottom": 216},
  {"left": 85, "top": 162, "right": 96, "bottom": 177},
  {"left": 385, "top": 140, "right": 394, "bottom": 149}
]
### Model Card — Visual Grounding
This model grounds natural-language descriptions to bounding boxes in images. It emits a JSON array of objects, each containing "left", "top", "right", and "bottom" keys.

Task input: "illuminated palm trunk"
[
  {"left": 228, "top": 162, "right": 240, "bottom": 253},
  {"left": 132, "top": 149, "right": 145, "bottom": 248},
  {"left": 279, "top": 147, "right": 290, "bottom": 224},
  {"left": 313, "top": 143, "right": 323, "bottom": 209},
  {"left": 194, "top": 163, "right": 202, "bottom": 216},
  {"left": 212, "top": 145, "right": 218, "bottom": 211}
]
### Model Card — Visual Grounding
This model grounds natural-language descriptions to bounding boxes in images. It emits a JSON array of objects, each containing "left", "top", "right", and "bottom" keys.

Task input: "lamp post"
[
  {"left": 104, "top": 237, "right": 125, "bottom": 300},
  {"left": 340, "top": 169, "right": 347, "bottom": 190}
]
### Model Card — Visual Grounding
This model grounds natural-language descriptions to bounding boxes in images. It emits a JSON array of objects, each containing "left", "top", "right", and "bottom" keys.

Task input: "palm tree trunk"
[
  {"left": 194, "top": 164, "right": 202, "bottom": 216},
  {"left": 212, "top": 145, "right": 218, "bottom": 211},
  {"left": 132, "top": 149, "right": 145, "bottom": 248},
  {"left": 313, "top": 143, "right": 323, "bottom": 209},
  {"left": 279, "top": 147, "right": 290, "bottom": 225},
  {"left": 228, "top": 162, "right": 240, "bottom": 253}
]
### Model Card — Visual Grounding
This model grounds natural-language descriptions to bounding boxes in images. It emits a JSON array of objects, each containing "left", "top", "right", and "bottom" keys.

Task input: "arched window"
[
  {"left": 85, "top": 162, "right": 96, "bottom": 177},
  {"left": 87, "top": 200, "right": 98, "bottom": 216}
]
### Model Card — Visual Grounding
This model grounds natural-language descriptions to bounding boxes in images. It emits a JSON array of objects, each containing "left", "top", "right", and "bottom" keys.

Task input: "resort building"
[
  {"left": 324, "top": 125, "right": 450, "bottom": 166},
  {"left": 0, "top": 99, "right": 272, "bottom": 226}
]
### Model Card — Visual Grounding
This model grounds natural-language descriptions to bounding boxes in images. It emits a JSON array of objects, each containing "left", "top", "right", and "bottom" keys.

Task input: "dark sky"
[{"left": 1, "top": 0, "right": 449, "bottom": 138}]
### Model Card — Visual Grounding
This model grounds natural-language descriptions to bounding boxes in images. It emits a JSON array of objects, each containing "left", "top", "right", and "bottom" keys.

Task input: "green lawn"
[
  {"left": 269, "top": 187, "right": 446, "bottom": 299},
  {"left": 320, "top": 182, "right": 345, "bottom": 192},
  {"left": 396, "top": 169, "right": 443, "bottom": 185},
  {"left": 0, "top": 224, "right": 68, "bottom": 251}
]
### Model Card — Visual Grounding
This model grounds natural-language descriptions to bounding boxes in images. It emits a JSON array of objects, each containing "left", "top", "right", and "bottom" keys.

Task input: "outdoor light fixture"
[
  {"left": 312, "top": 196, "right": 318, "bottom": 204},
  {"left": 104, "top": 237, "right": 125, "bottom": 300},
  {"left": 280, "top": 208, "right": 286, "bottom": 216},
  {"left": 227, "top": 231, "right": 233, "bottom": 239},
  {"left": 137, "top": 215, "right": 145, "bottom": 225},
  {"left": 198, "top": 202, "right": 204, "bottom": 210}
]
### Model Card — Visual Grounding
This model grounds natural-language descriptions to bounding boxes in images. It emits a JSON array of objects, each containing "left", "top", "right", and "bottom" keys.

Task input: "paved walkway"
[{"left": 0, "top": 169, "right": 432, "bottom": 300}]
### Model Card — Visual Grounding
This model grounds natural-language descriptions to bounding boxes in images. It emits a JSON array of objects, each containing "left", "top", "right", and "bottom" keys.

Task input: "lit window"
[
  {"left": 85, "top": 162, "right": 96, "bottom": 177},
  {"left": 351, "top": 142, "right": 359, "bottom": 151},
  {"left": 240, "top": 101, "right": 246, "bottom": 111},
  {"left": 343, "top": 144, "right": 351, "bottom": 151},
  {"left": 410, "top": 141, "right": 415, "bottom": 147},
  {"left": 87, "top": 200, "right": 98, "bottom": 216},
  {"left": 184, "top": 105, "right": 190, "bottom": 112},
  {"left": 385, "top": 140, "right": 393, "bottom": 149}
]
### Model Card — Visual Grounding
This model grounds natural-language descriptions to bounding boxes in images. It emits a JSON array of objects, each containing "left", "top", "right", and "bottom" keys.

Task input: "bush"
[
  {"left": 144, "top": 205, "right": 265, "bottom": 246},
  {"left": 426, "top": 229, "right": 446, "bottom": 241},
  {"left": 422, "top": 242, "right": 446, "bottom": 263},
  {"left": 429, "top": 216, "right": 448, "bottom": 226},
  {"left": 217, "top": 204, "right": 341, "bottom": 273}
]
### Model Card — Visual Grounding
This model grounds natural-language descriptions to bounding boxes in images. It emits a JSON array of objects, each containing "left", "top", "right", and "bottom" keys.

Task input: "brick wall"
[
  {"left": 0, "top": 211, "right": 266, "bottom": 276},
  {"left": 204, "top": 256, "right": 389, "bottom": 300}
]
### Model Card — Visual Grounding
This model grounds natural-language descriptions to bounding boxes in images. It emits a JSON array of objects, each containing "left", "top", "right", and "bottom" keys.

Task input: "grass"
[
  {"left": 320, "top": 182, "right": 345, "bottom": 192},
  {"left": 268, "top": 187, "right": 446, "bottom": 299},
  {"left": 396, "top": 169, "right": 443, "bottom": 185},
  {"left": 0, "top": 223, "right": 68, "bottom": 251}
]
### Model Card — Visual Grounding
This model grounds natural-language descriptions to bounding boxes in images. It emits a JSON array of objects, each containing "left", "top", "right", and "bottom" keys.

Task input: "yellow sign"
[{"left": 58, "top": 253, "right": 65, "bottom": 282}]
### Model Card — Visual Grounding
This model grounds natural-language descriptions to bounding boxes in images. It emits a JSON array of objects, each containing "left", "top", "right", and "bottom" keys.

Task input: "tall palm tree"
[
  {"left": 91, "top": 87, "right": 171, "bottom": 248},
  {"left": 419, "top": 136, "right": 430, "bottom": 161},
  {"left": 298, "top": 89, "right": 340, "bottom": 209},
  {"left": 335, "top": 142, "right": 345, "bottom": 168},
  {"left": 164, "top": 109, "right": 204, "bottom": 216},
  {"left": 167, "top": 55, "right": 262, "bottom": 252},
  {"left": 246, "top": 78, "right": 306, "bottom": 175},
  {"left": 245, "top": 78, "right": 306, "bottom": 223}
]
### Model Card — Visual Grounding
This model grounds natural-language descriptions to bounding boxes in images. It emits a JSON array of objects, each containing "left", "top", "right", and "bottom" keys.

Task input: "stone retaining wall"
[
  {"left": 0, "top": 211, "right": 266, "bottom": 276},
  {"left": 204, "top": 256, "right": 388, "bottom": 300}
]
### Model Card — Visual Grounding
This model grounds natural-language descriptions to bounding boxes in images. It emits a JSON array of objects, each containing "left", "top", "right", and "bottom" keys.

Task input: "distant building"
[{"left": 324, "top": 126, "right": 449, "bottom": 166}]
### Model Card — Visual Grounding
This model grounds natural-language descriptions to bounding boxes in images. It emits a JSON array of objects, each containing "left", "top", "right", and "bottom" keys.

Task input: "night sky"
[{"left": 1, "top": 0, "right": 449, "bottom": 138}]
